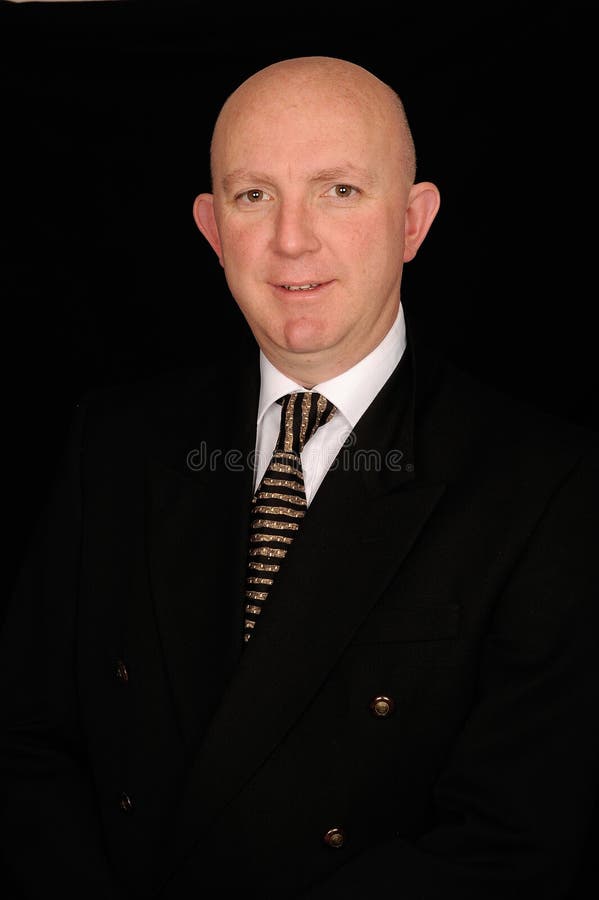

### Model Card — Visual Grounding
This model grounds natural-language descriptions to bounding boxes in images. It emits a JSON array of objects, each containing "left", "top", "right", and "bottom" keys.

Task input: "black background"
[{"left": 1, "top": 0, "right": 596, "bottom": 599}]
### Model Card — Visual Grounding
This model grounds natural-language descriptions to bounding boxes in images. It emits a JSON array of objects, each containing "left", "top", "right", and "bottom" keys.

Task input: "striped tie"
[{"left": 243, "top": 391, "right": 337, "bottom": 643}]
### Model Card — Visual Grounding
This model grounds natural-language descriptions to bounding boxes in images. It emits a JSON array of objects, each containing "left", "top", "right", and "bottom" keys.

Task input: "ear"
[
  {"left": 193, "top": 193, "right": 223, "bottom": 265},
  {"left": 403, "top": 182, "right": 441, "bottom": 262}
]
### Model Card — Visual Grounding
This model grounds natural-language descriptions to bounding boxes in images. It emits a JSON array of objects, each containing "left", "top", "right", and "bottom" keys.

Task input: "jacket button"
[
  {"left": 369, "top": 695, "right": 395, "bottom": 717},
  {"left": 323, "top": 826, "right": 345, "bottom": 849},
  {"left": 115, "top": 660, "right": 129, "bottom": 683},
  {"left": 119, "top": 792, "right": 133, "bottom": 813}
]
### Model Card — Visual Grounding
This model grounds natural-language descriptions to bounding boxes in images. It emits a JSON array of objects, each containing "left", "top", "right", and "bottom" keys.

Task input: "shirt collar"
[{"left": 257, "top": 303, "right": 407, "bottom": 429}]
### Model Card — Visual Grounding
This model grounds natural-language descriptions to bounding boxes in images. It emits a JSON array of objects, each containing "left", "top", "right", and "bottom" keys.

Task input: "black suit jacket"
[{"left": 1, "top": 313, "right": 598, "bottom": 899}]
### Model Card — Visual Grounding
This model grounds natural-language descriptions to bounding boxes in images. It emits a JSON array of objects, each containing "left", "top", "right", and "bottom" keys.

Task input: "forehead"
[{"left": 213, "top": 84, "right": 394, "bottom": 186}]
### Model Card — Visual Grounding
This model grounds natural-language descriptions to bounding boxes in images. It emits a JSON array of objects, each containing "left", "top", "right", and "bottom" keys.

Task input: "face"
[{"left": 194, "top": 60, "right": 439, "bottom": 384}]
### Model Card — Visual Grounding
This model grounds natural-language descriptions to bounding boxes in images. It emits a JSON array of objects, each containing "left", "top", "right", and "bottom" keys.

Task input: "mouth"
[
  {"left": 281, "top": 283, "right": 320, "bottom": 291},
  {"left": 275, "top": 280, "right": 332, "bottom": 293}
]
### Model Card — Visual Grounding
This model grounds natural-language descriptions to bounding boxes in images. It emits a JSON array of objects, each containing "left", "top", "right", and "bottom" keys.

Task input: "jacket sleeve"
[
  {"left": 0, "top": 400, "right": 126, "bottom": 900},
  {"left": 302, "top": 443, "right": 599, "bottom": 900}
]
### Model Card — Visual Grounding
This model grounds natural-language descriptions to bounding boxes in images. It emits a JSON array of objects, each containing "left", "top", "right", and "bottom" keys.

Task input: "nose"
[{"left": 270, "top": 199, "right": 321, "bottom": 257}]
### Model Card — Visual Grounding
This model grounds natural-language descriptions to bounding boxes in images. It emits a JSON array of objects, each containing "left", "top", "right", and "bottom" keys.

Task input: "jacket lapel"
[{"left": 147, "top": 355, "right": 259, "bottom": 746}]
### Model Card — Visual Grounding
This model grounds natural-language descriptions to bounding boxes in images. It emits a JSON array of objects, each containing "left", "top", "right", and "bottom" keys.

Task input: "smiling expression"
[{"left": 194, "top": 57, "right": 439, "bottom": 385}]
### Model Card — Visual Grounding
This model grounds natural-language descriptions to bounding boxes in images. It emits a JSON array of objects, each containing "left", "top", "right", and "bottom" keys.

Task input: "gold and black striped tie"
[{"left": 243, "top": 391, "right": 337, "bottom": 643}]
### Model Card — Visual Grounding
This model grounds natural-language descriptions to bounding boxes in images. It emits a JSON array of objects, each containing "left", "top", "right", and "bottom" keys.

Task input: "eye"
[
  {"left": 326, "top": 184, "right": 359, "bottom": 199},
  {"left": 237, "top": 188, "right": 272, "bottom": 204}
]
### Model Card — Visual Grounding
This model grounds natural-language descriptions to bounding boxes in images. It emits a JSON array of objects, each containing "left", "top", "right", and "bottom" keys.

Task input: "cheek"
[
  {"left": 341, "top": 218, "right": 393, "bottom": 277},
  {"left": 218, "top": 225, "right": 272, "bottom": 317},
  {"left": 216, "top": 213, "right": 266, "bottom": 270},
  {"left": 361, "top": 211, "right": 405, "bottom": 264},
  {"left": 221, "top": 228, "right": 255, "bottom": 268},
  {"left": 346, "top": 219, "right": 406, "bottom": 303}
]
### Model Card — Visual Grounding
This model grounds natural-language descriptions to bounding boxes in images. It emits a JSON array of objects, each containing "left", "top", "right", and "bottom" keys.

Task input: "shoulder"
[
  {"left": 69, "top": 349, "right": 259, "bottom": 460},
  {"left": 414, "top": 339, "right": 599, "bottom": 487},
  {"left": 79, "top": 351, "right": 257, "bottom": 424}
]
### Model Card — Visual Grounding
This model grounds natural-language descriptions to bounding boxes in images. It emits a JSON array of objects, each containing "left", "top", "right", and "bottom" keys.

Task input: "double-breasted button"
[
  {"left": 369, "top": 695, "right": 395, "bottom": 718},
  {"left": 119, "top": 792, "right": 133, "bottom": 812},
  {"left": 115, "top": 659, "right": 129, "bottom": 683},
  {"left": 323, "top": 826, "right": 345, "bottom": 849}
]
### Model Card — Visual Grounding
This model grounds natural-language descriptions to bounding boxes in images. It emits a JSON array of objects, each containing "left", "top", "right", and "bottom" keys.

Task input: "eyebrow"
[
  {"left": 221, "top": 170, "right": 272, "bottom": 193},
  {"left": 309, "top": 167, "right": 377, "bottom": 188},
  {"left": 221, "top": 165, "right": 377, "bottom": 193}
]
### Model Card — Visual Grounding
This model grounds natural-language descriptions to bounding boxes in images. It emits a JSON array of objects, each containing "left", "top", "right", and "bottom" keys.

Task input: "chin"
[{"left": 281, "top": 318, "right": 334, "bottom": 354}]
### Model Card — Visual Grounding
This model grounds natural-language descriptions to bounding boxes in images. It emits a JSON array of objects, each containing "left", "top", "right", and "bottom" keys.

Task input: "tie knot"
[{"left": 276, "top": 391, "right": 337, "bottom": 455}]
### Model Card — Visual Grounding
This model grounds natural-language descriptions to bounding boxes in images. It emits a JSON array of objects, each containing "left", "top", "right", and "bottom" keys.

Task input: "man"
[{"left": 1, "top": 56, "right": 597, "bottom": 899}]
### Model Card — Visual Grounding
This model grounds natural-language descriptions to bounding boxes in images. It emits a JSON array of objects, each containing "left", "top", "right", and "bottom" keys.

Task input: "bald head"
[
  {"left": 210, "top": 56, "right": 417, "bottom": 189},
  {"left": 194, "top": 54, "right": 440, "bottom": 385}
]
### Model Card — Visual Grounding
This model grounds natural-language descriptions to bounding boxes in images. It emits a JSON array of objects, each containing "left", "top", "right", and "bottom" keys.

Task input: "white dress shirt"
[{"left": 254, "top": 303, "right": 407, "bottom": 505}]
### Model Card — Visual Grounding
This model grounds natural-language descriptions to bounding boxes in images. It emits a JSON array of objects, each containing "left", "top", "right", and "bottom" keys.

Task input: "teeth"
[{"left": 283, "top": 283, "right": 318, "bottom": 291}]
